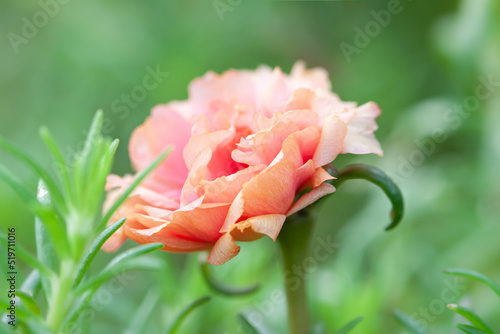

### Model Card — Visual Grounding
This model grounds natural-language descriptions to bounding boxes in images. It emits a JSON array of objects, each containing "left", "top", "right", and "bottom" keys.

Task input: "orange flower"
[{"left": 103, "top": 62, "right": 382, "bottom": 265}]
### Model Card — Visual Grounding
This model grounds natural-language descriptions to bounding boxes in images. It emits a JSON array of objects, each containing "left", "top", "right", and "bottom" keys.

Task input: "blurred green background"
[{"left": 1, "top": 0, "right": 499, "bottom": 333}]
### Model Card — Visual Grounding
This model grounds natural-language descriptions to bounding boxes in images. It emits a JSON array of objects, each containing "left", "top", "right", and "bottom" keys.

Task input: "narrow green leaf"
[
  {"left": 71, "top": 111, "right": 104, "bottom": 207},
  {"left": 0, "top": 230, "right": 54, "bottom": 278},
  {"left": 85, "top": 138, "right": 119, "bottom": 214},
  {"left": 393, "top": 309, "right": 430, "bottom": 334},
  {"left": 0, "top": 166, "right": 69, "bottom": 258},
  {"left": 333, "top": 164, "right": 404, "bottom": 230},
  {"left": 335, "top": 316, "right": 364, "bottom": 334},
  {"left": 16, "top": 291, "right": 41, "bottom": 315},
  {"left": 447, "top": 304, "right": 493, "bottom": 333},
  {"left": 98, "top": 147, "right": 172, "bottom": 230},
  {"left": 35, "top": 180, "right": 57, "bottom": 299},
  {"left": 166, "top": 296, "right": 211, "bottom": 334},
  {"left": 72, "top": 217, "right": 126, "bottom": 288},
  {"left": 201, "top": 260, "right": 259, "bottom": 296},
  {"left": 444, "top": 269, "right": 500, "bottom": 298},
  {"left": 39, "top": 127, "right": 73, "bottom": 202},
  {"left": 456, "top": 324, "right": 490, "bottom": 334},
  {"left": 105, "top": 242, "right": 164, "bottom": 269},
  {"left": 20, "top": 270, "right": 41, "bottom": 298},
  {"left": 236, "top": 314, "right": 261, "bottom": 334},
  {"left": 0, "top": 138, "right": 66, "bottom": 213},
  {"left": 75, "top": 249, "right": 163, "bottom": 293},
  {"left": 80, "top": 111, "right": 104, "bottom": 170}
]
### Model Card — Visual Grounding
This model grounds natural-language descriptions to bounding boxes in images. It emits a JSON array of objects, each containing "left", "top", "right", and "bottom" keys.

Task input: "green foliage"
[
  {"left": 447, "top": 304, "right": 493, "bottom": 334},
  {"left": 0, "top": 112, "right": 169, "bottom": 333},
  {"left": 445, "top": 269, "right": 500, "bottom": 298}
]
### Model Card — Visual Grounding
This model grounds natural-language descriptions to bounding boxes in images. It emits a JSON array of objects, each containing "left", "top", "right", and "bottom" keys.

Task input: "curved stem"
[{"left": 278, "top": 213, "right": 315, "bottom": 334}]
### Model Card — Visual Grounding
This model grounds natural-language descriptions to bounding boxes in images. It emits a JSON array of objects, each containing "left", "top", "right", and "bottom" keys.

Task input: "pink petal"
[
  {"left": 313, "top": 115, "right": 348, "bottom": 167},
  {"left": 208, "top": 214, "right": 286, "bottom": 265},
  {"left": 342, "top": 102, "right": 383, "bottom": 156},
  {"left": 129, "top": 105, "right": 191, "bottom": 192},
  {"left": 286, "top": 183, "right": 336, "bottom": 216}
]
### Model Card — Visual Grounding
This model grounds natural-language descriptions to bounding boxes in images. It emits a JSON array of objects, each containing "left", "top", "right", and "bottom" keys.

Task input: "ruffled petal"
[
  {"left": 313, "top": 115, "right": 348, "bottom": 167},
  {"left": 342, "top": 102, "right": 383, "bottom": 156},
  {"left": 129, "top": 105, "right": 191, "bottom": 192},
  {"left": 286, "top": 183, "right": 336, "bottom": 216}
]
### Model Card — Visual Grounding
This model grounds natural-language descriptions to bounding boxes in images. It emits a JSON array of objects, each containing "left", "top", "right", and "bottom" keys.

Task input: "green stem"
[
  {"left": 46, "top": 259, "right": 76, "bottom": 332},
  {"left": 278, "top": 213, "right": 315, "bottom": 334}
]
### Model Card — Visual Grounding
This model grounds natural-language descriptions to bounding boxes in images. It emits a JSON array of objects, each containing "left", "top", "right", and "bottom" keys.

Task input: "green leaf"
[
  {"left": 236, "top": 314, "right": 261, "bottom": 334},
  {"left": 456, "top": 324, "right": 490, "bottom": 334},
  {"left": 75, "top": 246, "right": 164, "bottom": 293},
  {"left": 0, "top": 137, "right": 66, "bottom": 214},
  {"left": 98, "top": 147, "right": 172, "bottom": 230},
  {"left": 72, "top": 217, "right": 126, "bottom": 288},
  {"left": 20, "top": 270, "right": 41, "bottom": 298},
  {"left": 393, "top": 309, "right": 430, "bottom": 334},
  {"left": 16, "top": 291, "right": 41, "bottom": 315},
  {"left": 166, "top": 296, "right": 211, "bottom": 334},
  {"left": 85, "top": 138, "right": 119, "bottom": 214},
  {"left": 335, "top": 316, "right": 364, "bottom": 334},
  {"left": 71, "top": 111, "right": 105, "bottom": 207},
  {"left": 39, "top": 127, "right": 73, "bottom": 203},
  {"left": 64, "top": 256, "right": 163, "bottom": 330},
  {"left": 200, "top": 259, "right": 259, "bottom": 296},
  {"left": 444, "top": 269, "right": 500, "bottom": 298},
  {"left": 35, "top": 180, "right": 57, "bottom": 299},
  {"left": 333, "top": 164, "right": 404, "bottom": 230},
  {"left": 79, "top": 110, "right": 104, "bottom": 173},
  {"left": 0, "top": 229, "right": 54, "bottom": 279},
  {"left": 447, "top": 304, "right": 493, "bottom": 333},
  {"left": 0, "top": 164, "right": 69, "bottom": 258},
  {"left": 106, "top": 242, "right": 164, "bottom": 269}
]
